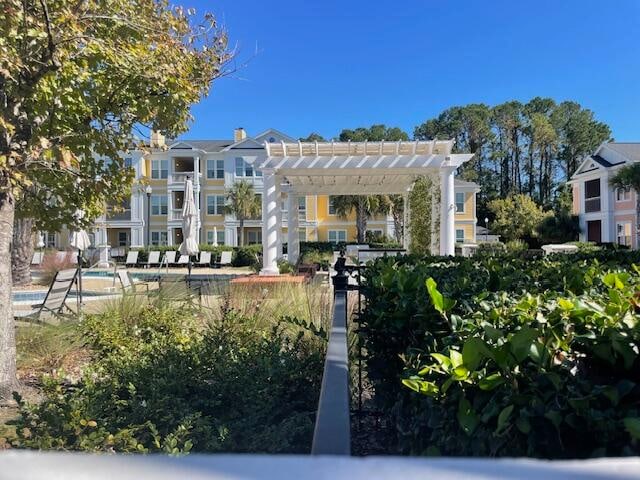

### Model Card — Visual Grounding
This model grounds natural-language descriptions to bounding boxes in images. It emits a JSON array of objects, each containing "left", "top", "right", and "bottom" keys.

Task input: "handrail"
[
  {"left": 82, "top": 259, "right": 118, "bottom": 288},
  {"left": 311, "top": 255, "right": 351, "bottom": 455}
]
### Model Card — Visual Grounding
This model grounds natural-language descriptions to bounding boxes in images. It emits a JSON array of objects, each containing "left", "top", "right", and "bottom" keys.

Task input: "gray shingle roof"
[
  {"left": 454, "top": 178, "right": 480, "bottom": 189},
  {"left": 604, "top": 142, "right": 640, "bottom": 162},
  {"left": 170, "top": 140, "right": 233, "bottom": 152}
]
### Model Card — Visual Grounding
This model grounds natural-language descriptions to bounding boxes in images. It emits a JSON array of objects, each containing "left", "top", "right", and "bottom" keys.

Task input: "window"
[
  {"left": 456, "top": 229, "right": 465, "bottom": 243},
  {"left": 206, "top": 230, "right": 225, "bottom": 245},
  {"left": 617, "top": 222, "right": 632, "bottom": 247},
  {"left": 268, "top": 137, "right": 276, "bottom": 143},
  {"left": 298, "top": 196, "right": 306, "bottom": 214},
  {"left": 584, "top": 179, "right": 601, "bottom": 213},
  {"left": 44, "top": 232, "right": 57, "bottom": 248},
  {"left": 328, "top": 230, "right": 347, "bottom": 243},
  {"left": 151, "top": 195, "right": 168, "bottom": 215},
  {"left": 150, "top": 231, "right": 168, "bottom": 246},
  {"left": 235, "top": 157, "right": 254, "bottom": 177},
  {"left": 298, "top": 228, "right": 307, "bottom": 242},
  {"left": 152, "top": 159, "right": 168, "bottom": 179},
  {"left": 616, "top": 187, "right": 631, "bottom": 202},
  {"left": 118, "top": 231, "right": 129, "bottom": 247},
  {"left": 124, "top": 157, "right": 133, "bottom": 169},
  {"left": 207, "top": 159, "right": 224, "bottom": 179},
  {"left": 455, "top": 192, "right": 465, "bottom": 213},
  {"left": 247, "top": 230, "right": 262, "bottom": 245},
  {"left": 207, "top": 195, "right": 225, "bottom": 215},
  {"left": 328, "top": 196, "right": 337, "bottom": 215}
]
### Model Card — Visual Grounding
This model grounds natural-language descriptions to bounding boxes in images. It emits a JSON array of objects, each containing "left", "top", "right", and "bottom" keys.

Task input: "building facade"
[
  {"left": 569, "top": 142, "right": 640, "bottom": 248},
  {"left": 44, "top": 128, "right": 479, "bottom": 250}
]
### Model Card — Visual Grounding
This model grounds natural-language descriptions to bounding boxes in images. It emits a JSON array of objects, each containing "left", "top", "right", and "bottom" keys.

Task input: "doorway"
[{"left": 587, "top": 220, "right": 602, "bottom": 243}]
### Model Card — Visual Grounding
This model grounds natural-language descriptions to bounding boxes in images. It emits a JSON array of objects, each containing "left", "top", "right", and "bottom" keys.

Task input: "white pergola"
[{"left": 257, "top": 140, "right": 474, "bottom": 275}]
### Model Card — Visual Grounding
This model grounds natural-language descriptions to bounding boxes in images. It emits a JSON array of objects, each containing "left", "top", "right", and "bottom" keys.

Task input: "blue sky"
[{"left": 182, "top": 0, "right": 640, "bottom": 141}]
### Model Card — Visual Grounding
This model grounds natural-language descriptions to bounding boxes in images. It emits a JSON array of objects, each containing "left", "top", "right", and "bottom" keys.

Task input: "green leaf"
[
  {"left": 623, "top": 417, "right": 640, "bottom": 440},
  {"left": 510, "top": 328, "right": 539, "bottom": 362},
  {"left": 457, "top": 397, "right": 479, "bottom": 436},
  {"left": 425, "top": 277, "right": 456, "bottom": 315},
  {"left": 496, "top": 405, "right": 514, "bottom": 434},
  {"left": 452, "top": 365, "right": 470, "bottom": 381},
  {"left": 431, "top": 353, "right": 452, "bottom": 371},
  {"left": 515, "top": 416, "right": 531, "bottom": 434},
  {"left": 449, "top": 350, "right": 463, "bottom": 368},
  {"left": 402, "top": 378, "right": 439, "bottom": 396},
  {"left": 603, "top": 272, "right": 625, "bottom": 290},
  {"left": 462, "top": 337, "right": 489, "bottom": 370},
  {"left": 479, "top": 372, "right": 505, "bottom": 391}
]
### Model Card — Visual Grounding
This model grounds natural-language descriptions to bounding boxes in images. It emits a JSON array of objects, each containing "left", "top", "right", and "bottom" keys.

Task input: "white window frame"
[
  {"left": 206, "top": 230, "right": 225, "bottom": 245},
  {"left": 206, "top": 195, "right": 225, "bottom": 215},
  {"left": 328, "top": 229, "right": 347, "bottom": 243},
  {"left": 151, "top": 159, "right": 168, "bottom": 179},
  {"left": 207, "top": 159, "right": 225, "bottom": 179},
  {"left": 298, "top": 228, "right": 307, "bottom": 242},
  {"left": 455, "top": 192, "right": 465, "bottom": 213},
  {"left": 616, "top": 187, "right": 631, "bottom": 202},
  {"left": 150, "top": 231, "right": 168, "bottom": 246},
  {"left": 367, "top": 229, "right": 384, "bottom": 237},
  {"left": 456, "top": 228, "right": 465, "bottom": 243},
  {"left": 328, "top": 196, "right": 337, "bottom": 215},
  {"left": 44, "top": 232, "right": 57, "bottom": 248},
  {"left": 151, "top": 195, "right": 168, "bottom": 216},
  {"left": 235, "top": 157, "right": 256, "bottom": 177},
  {"left": 616, "top": 221, "right": 632, "bottom": 247},
  {"left": 117, "top": 231, "right": 129, "bottom": 247},
  {"left": 247, "top": 230, "right": 262, "bottom": 245}
]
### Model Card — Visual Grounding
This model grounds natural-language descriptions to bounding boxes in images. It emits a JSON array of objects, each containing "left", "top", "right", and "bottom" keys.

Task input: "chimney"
[
  {"left": 234, "top": 127, "right": 247, "bottom": 143},
  {"left": 150, "top": 130, "right": 165, "bottom": 148}
]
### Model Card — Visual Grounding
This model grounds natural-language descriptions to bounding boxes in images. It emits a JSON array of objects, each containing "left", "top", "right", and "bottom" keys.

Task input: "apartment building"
[
  {"left": 44, "top": 128, "right": 479, "bottom": 250},
  {"left": 569, "top": 142, "right": 640, "bottom": 248}
]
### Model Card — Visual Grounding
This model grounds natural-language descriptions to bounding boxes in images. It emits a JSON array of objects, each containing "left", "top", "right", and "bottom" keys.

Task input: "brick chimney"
[
  {"left": 150, "top": 130, "right": 165, "bottom": 148},
  {"left": 234, "top": 127, "right": 247, "bottom": 143}
]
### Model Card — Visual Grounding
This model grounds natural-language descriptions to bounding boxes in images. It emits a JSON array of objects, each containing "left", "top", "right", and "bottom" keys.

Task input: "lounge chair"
[
  {"left": 164, "top": 251, "right": 177, "bottom": 266},
  {"left": 215, "top": 251, "right": 232, "bottom": 268},
  {"left": 116, "top": 270, "right": 150, "bottom": 294},
  {"left": 176, "top": 254, "right": 190, "bottom": 267},
  {"left": 145, "top": 251, "right": 161, "bottom": 268},
  {"left": 55, "top": 251, "right": 77, "bottom": 264},
  {"left": 31, "top": 251, "right": 43, "bottom": 266},
  {"left": 125, "top": 250, "right": 139, "bottom": 267},
  {"left": 25, "top": 268, "right": 78, "bottom": 320},
  {"left": 196, "top": 252, "right": 212, "bottom": 267}
]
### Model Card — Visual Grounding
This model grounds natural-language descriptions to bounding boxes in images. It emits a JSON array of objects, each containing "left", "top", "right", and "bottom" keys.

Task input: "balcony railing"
[
  {"left": 585, "top": 197, "right": 601, "bottom": 213},
  {"left": 106, "top": 208, "right": 131, "bottom": 221},
  {"left": 169, "top": 209, "right": 183, "bottom": 221},
  {"left": 170, "top": 172, "right": 194, "bottom": 184}
]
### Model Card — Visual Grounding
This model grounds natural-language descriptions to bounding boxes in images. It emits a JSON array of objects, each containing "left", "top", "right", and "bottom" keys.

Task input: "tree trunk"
[
  {"left": 239, "top": 219, "right": 244, "bottom": 246},
  {"left": 392, "top": 202, "right": 403, "bottom": 244},
  {"left": 0, "top": 193, "right": 18, "bottom": 402},
  {"left": 12, "top": 217, "right": 34, "bottom": 286},
  {"left": 356, "top": 199, "right": 367, "bottom": 243}
]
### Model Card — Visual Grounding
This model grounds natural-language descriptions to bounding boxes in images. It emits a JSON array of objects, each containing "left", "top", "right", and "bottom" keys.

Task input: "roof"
[
  {"left": 590, "top": 155, "right": 615, "bottom": 168},
  {"left": 604, "top": 142, "right": 640, "bottom": 162},
  {"left": 454, "top": 179, "right": 480, "bottom": 190},
  {"left": 170, "top": 140, "right": 233, "bottom": 152}
]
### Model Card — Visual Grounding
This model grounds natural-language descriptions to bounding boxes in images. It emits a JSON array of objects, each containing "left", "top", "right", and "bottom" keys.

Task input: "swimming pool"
[{"left": 12, "top": 289, "right": 112, "bottom": 304}]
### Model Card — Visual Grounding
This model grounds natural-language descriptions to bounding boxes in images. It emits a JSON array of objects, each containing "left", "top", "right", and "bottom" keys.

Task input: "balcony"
[
  {"left": 106, "top": 207, "right": 131, "bottom": 221},
  {"left": 169, "top": 209, "right": 183, "bottom": 221},
  {"left": 585, "top": 197, "right": 601, "bottom": 213}
]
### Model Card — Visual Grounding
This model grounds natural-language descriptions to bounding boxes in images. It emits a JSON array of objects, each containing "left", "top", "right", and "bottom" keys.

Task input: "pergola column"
[
  {"left": 287, "top": 193, "right": 300, "bottom": 264},
  {"left": 439, "top": 166, "right": 456, "bottom": 256},
  {"left": 260, "top": 170, "right": 280, "bottom": 275}
]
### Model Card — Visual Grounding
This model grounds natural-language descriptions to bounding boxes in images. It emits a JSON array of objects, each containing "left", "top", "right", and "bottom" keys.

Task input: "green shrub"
[
  {"left": 358, "top": 251, "right": 640, "bottom": 457},
  {"left": 278, "top": 260, "right": 295, "bottom": 274},
  {"left": 232, "top": 245, "right": 262, "bottom": 267},
  {"left": 11, "top": 302, "right": 324, "bottom": 454},
  {"left": 504, "top": 239, "right": 527, "bottom": 253}
]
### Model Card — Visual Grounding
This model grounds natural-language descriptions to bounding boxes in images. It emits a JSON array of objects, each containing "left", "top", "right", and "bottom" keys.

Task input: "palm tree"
[
  {"left": 332, "top": 195, "right": 391, "bottom": 243},
  {"left": 610, "top": 163, "right": 640, "bottom": 248},
  {"left": 225, "top": 181, "right": 261, "bottom": 246}
]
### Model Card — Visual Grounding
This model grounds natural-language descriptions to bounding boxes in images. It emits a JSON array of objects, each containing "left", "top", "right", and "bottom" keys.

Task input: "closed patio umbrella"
[
  {"left": 68, "top": 209, "right": 91, "bottom": 312},
  {"left": 179, "top": 178, "right": 199, "bottom": 283},
  {"left": 212, "top": 226, "right": 218, "bottom": 247}
]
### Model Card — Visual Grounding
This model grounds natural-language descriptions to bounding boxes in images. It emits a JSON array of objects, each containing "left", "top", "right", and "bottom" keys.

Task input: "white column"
[
  {"left": 260, "top": 170, "right": 280, "bottom": 275},
  {"left": 193, "top": 156, "right": 202, "bottom": 243},
  {"left": 287, "top": 193, "right": 300, "bottom": 264},
  {"left": 276, "top": 191, "right": 283, "bottom": 259},
  {"left": 439, "top": 167, "right": 456, "bottom": 256}
]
